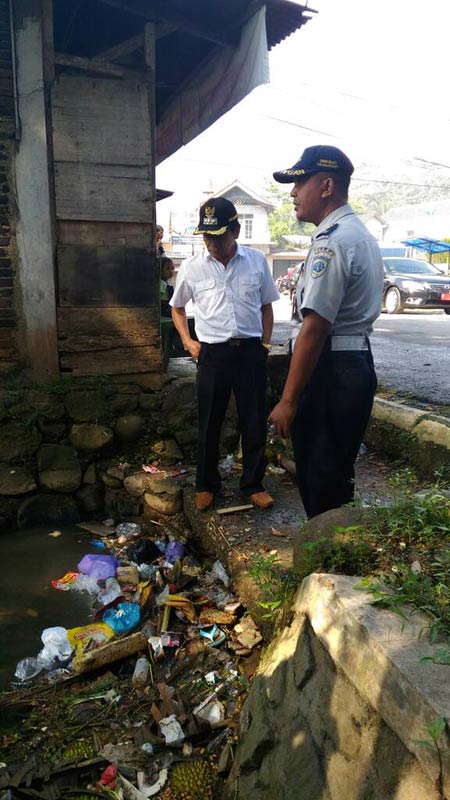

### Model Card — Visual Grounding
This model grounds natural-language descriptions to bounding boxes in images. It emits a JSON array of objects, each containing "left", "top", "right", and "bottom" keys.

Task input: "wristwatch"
[{"left": 262, "top": 343, "right": 272, "bottom": 351}]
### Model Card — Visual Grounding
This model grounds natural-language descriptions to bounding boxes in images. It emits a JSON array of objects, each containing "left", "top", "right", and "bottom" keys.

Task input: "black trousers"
[
  {"left": 290, "top": 339, "right": 377, "bottom": 519},
  {"left": 196, "top": 339, "right": 268, "bottom": 495}
]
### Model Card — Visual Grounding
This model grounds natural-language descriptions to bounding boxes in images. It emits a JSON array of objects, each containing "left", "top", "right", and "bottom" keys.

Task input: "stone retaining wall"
[
  {"left": 229, "top": 574, "right": 450, "bottom": 800},
  {"left": 0, "top": 373, "right": 239, "bottom": 531}
]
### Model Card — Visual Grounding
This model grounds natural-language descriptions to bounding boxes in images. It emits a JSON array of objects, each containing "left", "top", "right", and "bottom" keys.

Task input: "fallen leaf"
[
  {"left": 271, "top": 527, "right": 288, "bottom": 538},
  {"left": 49, "top": 530, "right": 62, "bottom": 538}
]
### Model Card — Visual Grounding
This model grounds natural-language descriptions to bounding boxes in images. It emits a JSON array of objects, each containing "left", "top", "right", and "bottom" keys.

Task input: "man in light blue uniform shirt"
[
  {"left": 270, "top": 145, "right": 384, "bottom": 518},
  {"left": 171, "top": 197, "right": 279, "bottom": 512}
]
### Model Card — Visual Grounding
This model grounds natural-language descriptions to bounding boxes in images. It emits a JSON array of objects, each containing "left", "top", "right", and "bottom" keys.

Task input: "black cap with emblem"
[
  {"left": 194, "top": 197, "right": 239, "bottom": 236},
  {"left": 273, "top": 145, "right": 354, "bottom": 183}
]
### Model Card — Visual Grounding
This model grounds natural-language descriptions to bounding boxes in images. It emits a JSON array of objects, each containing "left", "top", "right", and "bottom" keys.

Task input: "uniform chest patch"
[
  {"left": 310, "top": 246, "right": 334, "bottom": 278},
  {"left": 311, "top": 257, "right": 329, "bottom": 278}
]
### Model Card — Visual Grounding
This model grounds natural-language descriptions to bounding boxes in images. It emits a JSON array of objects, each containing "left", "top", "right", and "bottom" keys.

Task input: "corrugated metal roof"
[
  {"left": 266, "top": 1, "right": 316, "bottom": 49},
  {"left": 53, "top": 0, "right": 316, "bottom": 122}
]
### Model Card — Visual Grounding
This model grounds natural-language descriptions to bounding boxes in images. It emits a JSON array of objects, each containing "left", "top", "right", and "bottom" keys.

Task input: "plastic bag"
[
  {"left": 165, "top": 540, "right": 185, "bottom": 564},
  {"left": 159, "top": 714, "right": 185, "bottom": 746},
  {"left": 14, "top": 655, "right": 45, "bottom": 681},
  {"left": 15, "top": 627, "right": 73, "bottom": 681},
  {"left": 116, "top": 521, "right": 141, "bottom": 538},
  {"left": 40, "top": 626, "right": 72, "bottom": 666},
  {"left": 97, "top": 577, "right": 122, "bottom": 606},
  {"left": 51, "top": 571, "right": 99, "bottom": 593},
  {"left": 102, "top": 602, "right": 140, "bottom": 635},
  {"left": 205, "top": 560, "right": 230, "bottom": 587},
  {"left": 126, "top": 538, "right": 161, "bottom": 564},
  {"left": 77, "top": 553, "right": 120, "bottom": 580},
  {"left": 218, "top": 454, "right": 235, "bottom": 474}
]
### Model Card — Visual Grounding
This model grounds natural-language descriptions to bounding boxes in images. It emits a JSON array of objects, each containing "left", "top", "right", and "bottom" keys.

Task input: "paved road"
[{"left": 273, "top": 295, "right": 450, "bottom": 408}]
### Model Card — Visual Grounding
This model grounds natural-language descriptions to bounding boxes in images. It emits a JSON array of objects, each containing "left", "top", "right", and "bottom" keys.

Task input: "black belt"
[{"left": 206, "top": 338, "right": 261, "bottom": 347}]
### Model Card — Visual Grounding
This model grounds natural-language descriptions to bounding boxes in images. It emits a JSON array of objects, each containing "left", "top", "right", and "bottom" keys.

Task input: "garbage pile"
[{"left": 0, "top": 517, "right": 263, "bottom": 800}]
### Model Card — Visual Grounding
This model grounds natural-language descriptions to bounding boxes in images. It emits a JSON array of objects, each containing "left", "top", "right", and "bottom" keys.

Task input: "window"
[{"left": 240, "top": 213, "right": 253, "bottom": 240}]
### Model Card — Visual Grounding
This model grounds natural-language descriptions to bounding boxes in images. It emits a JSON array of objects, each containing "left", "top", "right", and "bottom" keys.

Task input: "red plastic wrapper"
[{"left": 97, "top": 763, "right": 118, "bottom": 788}]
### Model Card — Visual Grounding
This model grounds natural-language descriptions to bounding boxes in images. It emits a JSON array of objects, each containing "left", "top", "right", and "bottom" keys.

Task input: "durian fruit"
[
  {"left": 170, "top": 759, "right": 216, "bottom": 800},
  {"left": 59, "top": 739, "right": 95, "bottom": 762}
]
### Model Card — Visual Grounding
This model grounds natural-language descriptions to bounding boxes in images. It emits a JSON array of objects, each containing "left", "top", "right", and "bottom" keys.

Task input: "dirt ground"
[{"left": 183, "top": 447, "right": 399, "bottom": 618}]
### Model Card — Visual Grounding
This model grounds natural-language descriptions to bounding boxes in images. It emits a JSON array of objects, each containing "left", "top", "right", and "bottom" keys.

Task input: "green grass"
[{"left": 298, "top": 469, "right": 450, "bottom": 642}]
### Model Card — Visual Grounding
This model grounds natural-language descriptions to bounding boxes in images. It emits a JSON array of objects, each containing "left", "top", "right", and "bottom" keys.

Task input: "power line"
[
  {"left": 413, "top": 157, "right": 450, "bottom": 170},
  {"left": 352, "top": 177, "right": 450, "bottom": 189},
  {"left": 262, "top": 114, "right": 340, "bottom": 139}
]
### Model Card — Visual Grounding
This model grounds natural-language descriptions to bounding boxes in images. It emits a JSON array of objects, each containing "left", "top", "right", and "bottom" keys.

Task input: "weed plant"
[
  {"left": 251, "top": 469, "right": 450, "bottom": 647},
  {"left": 304, "top": 469, "right": 450, "bottom": 645},
  {"left": 249, "top": 553, "right": 297, "bottom": 628}
]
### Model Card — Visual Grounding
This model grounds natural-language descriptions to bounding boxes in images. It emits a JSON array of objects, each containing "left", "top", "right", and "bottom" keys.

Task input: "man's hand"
[
  {"left": 185, "top": 339, "right": 202, "bottom": 359},
  {"left": 269, "top": 398, "right": 297, "bottom": 438}
]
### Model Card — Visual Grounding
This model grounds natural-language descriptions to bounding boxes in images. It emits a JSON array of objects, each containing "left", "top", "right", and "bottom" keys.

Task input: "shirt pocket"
[
  {"left": 239, "top": 274, "right": 260, "bottom": 301},
  {"left": 192, "top": 277, "right": 217, "bottom": 301}
]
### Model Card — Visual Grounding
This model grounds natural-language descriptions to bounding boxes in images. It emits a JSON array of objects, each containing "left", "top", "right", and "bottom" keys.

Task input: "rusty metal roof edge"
[{"left": 266, "top": 0, "right": 318, "bottom": 50}]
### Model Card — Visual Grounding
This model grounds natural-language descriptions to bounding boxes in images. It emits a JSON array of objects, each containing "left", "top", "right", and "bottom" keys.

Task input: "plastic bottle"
[{"left": 132, "top": 655, "right": 150, "bottom": 687}]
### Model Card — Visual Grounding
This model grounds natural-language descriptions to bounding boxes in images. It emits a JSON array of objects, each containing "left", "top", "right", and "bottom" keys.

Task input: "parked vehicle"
[
  {"left": 382, "top": 257, "right": 450, "bottom": 314},
  {"left": 276, "top": 262, "right": 304, "bottom": 296},
  {"left": 275, "top": 273, "right": 293, "bottom": 293}
]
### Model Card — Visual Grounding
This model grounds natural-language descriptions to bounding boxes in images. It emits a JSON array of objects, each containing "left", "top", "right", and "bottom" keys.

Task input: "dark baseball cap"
[
  {"left": 194, "top": 197, "right": 239, "bottom": 236},
  {"left": 273, "top": 145, "right": 354, "bottom": 183}
]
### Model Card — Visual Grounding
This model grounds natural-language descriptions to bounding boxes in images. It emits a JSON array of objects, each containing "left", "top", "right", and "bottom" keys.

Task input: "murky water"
[{"left": 0, "top": 526, "right": 94, "bottom": 689}]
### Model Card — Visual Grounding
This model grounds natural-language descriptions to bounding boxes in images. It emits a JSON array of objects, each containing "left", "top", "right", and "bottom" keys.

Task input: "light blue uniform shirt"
[
  {"left": 300, "top": 204, "right": 384, "bottom": 337},
  {"left": 170, "top": 244, "right": 279, "bottom": 343}
]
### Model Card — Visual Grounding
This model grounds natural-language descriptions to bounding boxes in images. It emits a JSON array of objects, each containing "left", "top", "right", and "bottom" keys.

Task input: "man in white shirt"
[
  {"left": 170, "top": 197, "right": 279, "bottom": 512},
  {"left": 270, "top": 145, "right": 384, "bottom": 518}
]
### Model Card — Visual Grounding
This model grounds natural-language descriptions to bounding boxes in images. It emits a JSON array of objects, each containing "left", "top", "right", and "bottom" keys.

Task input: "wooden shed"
[{"left": 1, "top": 0, "right": 314, "bottom": 380}]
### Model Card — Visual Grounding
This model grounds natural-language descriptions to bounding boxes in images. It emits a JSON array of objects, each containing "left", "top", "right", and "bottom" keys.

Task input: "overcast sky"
[{"left": 156, "top": 0, "right": 450, "bottom": 226}]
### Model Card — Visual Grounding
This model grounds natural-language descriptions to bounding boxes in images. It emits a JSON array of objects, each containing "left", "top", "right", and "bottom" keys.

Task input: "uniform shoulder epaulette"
[{"left": 316, "top": 223, "right": 339, "bottom": 239}]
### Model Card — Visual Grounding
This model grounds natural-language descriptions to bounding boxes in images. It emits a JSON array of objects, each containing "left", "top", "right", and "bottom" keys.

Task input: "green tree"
[
  {"left": 267, "top": 182, "right": 365, "bottom": 247},
  {"left": 265, "top": 182, "right": 313, "bottom": 247},
  {"left": 432, "top": 238, "right": 450, "bottom": 268}
]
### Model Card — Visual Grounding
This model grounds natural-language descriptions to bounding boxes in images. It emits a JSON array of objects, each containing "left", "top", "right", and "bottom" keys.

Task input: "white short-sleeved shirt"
[
  {"left": 170, "top": 244, "right": 279, "bottom": 343},
  {"left": 299, "top": 204, "right": 384, "bottom": 337}
]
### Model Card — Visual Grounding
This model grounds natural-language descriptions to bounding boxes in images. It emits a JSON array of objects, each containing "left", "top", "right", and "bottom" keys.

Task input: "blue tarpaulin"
[{"left": 401, "top": 237, "right": 450, "bottom": 254}]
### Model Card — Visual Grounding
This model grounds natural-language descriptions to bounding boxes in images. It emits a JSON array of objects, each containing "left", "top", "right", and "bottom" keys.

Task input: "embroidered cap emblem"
[{"left": 203, "top": 205, "right": 218, "bottom": 226}]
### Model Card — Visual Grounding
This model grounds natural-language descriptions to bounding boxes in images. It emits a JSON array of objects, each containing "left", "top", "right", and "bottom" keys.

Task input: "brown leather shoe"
[
  {"left": 250, "top": 491, "right": 274, "bottom": 509},
  {"left": 195, "top": 491, "right": 214, "bottom": 512}
]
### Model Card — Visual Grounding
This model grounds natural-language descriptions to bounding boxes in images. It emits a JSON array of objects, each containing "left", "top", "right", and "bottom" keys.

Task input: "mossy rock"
[
  {"left": 0, "top": 463, "right": 36, "bottom": 495},
  {"left": 37, "top": 445, "right": 82, "bottom": 492},
  {"left": 70, "top": 423, "right": 114, "bottom": 452},
  {"left": 114, "top": 414, "right": 145, "bottom": 444},
  {"left": 294, "top": 507, "right": 367, "bottom": 575},
  {"left": 7, "top": 390, "right": 65, "bottom": 422},
  {"left": 17, "top": 494, "right": 81, "bottom": 527},
  {"left": 65, "top": 390, "right": 107, "bottom": 422},
  {"left": 0, "top": 422, "right": 42, "bottom": 463}
]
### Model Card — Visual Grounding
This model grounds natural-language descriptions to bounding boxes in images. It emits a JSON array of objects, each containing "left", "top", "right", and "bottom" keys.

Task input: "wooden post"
[
  {"left": 13, "top": 0, "right": 59, "bottom": 377},
  {"left": 144, "top": 22, "right": 161, "bottom": 365}
]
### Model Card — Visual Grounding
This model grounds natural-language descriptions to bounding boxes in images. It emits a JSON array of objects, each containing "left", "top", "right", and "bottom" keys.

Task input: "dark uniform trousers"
[
  {"left": 290, "top": 338, "right": 377, "bottom": 519},
  {"left": 196, "top": 339, "right": 268, "bottom": 496}
]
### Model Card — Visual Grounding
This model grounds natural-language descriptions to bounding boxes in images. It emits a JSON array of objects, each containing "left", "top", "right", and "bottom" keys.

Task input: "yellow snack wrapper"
[{"left": 67, "top": 622, "right": 115, "bottom": 657}]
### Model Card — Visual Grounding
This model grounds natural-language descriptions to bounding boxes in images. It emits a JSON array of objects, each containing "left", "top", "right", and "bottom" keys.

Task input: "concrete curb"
[
  {"left": 367, "top": 397, "right": 450, "bottom": 476},
  {"left": 294, "top": 574, "right": 450, "bottom": 797}
]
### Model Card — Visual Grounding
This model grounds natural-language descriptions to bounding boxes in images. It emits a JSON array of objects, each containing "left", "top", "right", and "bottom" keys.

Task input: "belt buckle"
[{"left": 229, "top": 339, "right": 240, "bottom": 347}]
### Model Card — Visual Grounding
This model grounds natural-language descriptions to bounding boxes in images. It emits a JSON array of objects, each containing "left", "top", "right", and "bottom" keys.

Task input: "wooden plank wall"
[
  {"left": 0, "top": 0, "right": 18, "bottom": 372},
  {"left": 51, "top": 74, "right": 160, "bottom": 376}
]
